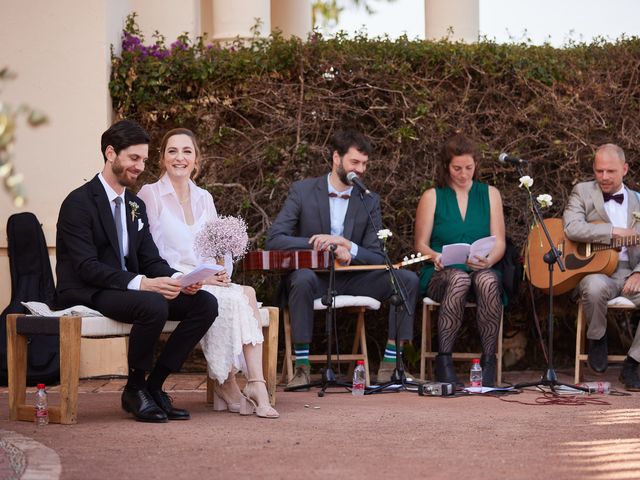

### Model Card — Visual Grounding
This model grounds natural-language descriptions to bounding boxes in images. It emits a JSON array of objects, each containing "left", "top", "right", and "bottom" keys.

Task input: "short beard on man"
[
  {"left": 112, "top": 157, "right": 137, "bottom": 188},
  {"left": 336, "top": 158, "right": 360, "bottom": 186}
]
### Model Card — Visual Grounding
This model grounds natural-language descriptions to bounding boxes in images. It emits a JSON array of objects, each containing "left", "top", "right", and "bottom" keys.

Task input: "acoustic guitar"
[{"left": 526, "top": 218, "right": 640, "bottom": 295}]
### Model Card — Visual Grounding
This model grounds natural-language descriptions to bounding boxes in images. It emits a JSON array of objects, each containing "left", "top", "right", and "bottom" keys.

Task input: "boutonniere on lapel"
[
  {"left": 377, "top": 228, "right": 393, "bottom": 251},
  {"left": 129, "top": 201, "right": 139, "bottom": 222},
  {"left": 632, "top": 211, "right": 640, "bottom": 228}
]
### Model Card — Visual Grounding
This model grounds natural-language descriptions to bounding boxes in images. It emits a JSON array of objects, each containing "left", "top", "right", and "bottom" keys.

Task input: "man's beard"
[
  {"left": 336, "top": 160, "right": 361, "bottom": 186},
  {"left": 112, "top": 157, "right": 138, "bottom": 188}
]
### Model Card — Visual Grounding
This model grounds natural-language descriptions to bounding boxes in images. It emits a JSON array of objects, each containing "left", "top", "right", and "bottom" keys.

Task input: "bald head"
[{"left": 593, "top": 143, "right": 627, "bottom": 194}]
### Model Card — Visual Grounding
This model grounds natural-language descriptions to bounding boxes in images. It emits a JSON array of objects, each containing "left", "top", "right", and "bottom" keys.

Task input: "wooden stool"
[
  {"left": 574, "top": 296, "right": 631, "bottom": 384},
  {"left": 281, "top": 295, "right": 381, "bottom": 387},
  {"left": 420, "top": 297, "right": 504, "bottom": 384}
]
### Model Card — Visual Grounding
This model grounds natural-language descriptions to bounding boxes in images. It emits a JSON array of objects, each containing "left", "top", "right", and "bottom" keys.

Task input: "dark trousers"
[
  {"left": 285, "top": 268, "right": 419, "bottom": 343},
  {"left": 92, "top": 289, "right": 217, "bottom": 372}
]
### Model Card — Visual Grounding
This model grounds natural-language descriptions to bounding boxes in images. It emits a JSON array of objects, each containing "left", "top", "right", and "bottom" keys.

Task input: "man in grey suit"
[
  {"left": 563, "top": 143, "right": 640, "bottom": 390},
  {"left": 266, "top": 130, "right": 419, "bottom": 388}
]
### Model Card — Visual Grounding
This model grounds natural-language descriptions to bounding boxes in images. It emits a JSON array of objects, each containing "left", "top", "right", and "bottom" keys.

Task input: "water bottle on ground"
[
  {"left": 578, "top": 381, "right": 610, "bottom": 394},
  {"left": 35, "top": 383, "right": 49, "bottom": 426},
  {"left": 352, "top": 360, "right": 366, "bottom": 396},
  {"left": 470, "top": 358, "right": 483, "bottom": 388}
]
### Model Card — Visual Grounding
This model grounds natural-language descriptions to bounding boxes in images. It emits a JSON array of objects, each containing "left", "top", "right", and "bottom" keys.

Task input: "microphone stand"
[
  {"left": 347, "top": 188, "right": 420, "bottom": 395},
  {"left": 284, "top": 244, "right": 352, "bottom": 395},
  {"left": 512, "top": 164, "right": 588, "bottom": 393}
]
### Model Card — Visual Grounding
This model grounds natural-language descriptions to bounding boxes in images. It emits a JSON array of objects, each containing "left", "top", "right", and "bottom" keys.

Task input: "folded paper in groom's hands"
[{"left": 179, "top": 263, "right": 224, "bottom": 287}]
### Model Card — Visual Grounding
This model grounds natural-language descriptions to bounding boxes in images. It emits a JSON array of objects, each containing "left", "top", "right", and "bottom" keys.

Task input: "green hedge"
[{"left": 111, "top": 16, "right": 640, "bottom": 368}]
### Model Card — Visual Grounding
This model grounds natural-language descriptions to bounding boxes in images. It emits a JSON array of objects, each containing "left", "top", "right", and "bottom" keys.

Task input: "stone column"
[
  {"left": 130, "top": 0, "right": 202, "bottom": 42},
  {"left": 271, "top": 0, "right": 313, "bottom": 39},
  {"left": 202, "top": 0, "right": 271, "bottom": 42},
  {"left": 424, "top": 0, "right": 479, "bottom": 43}
]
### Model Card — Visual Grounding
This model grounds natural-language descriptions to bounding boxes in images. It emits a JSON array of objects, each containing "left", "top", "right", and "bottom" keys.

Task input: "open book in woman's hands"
[
  {"left": 179, "top": 264, "right": 224, "bottom": 287},
  {"left": 440, "top": 236, "right": 496, "bottom": 266}
]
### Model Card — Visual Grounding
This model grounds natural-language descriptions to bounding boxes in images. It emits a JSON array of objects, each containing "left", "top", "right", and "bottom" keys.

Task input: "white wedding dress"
[{"left": 138, "top": 179, "right": 263, "bottom": 384}]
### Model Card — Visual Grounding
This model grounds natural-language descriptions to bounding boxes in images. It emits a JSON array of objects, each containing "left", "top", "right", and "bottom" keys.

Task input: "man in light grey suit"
[
  {"left": 266, "top": 130, "right": 419, "bottom": 388},
  {"left": 563, "top": 143, "right": 640, "bottom": 390}
]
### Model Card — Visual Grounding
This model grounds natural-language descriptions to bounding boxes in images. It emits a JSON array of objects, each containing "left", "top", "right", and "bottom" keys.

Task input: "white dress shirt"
[
  {"left": 327, "top": 174, "right": 359, "bottom": 257},
  {"left": 603, "top": 185, "right": 629, "bottom": 261}
]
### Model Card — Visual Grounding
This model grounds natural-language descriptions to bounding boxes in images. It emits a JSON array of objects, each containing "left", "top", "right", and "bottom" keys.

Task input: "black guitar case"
[{"left": 0, "top": 212, "right": 60, "bottom": 386}]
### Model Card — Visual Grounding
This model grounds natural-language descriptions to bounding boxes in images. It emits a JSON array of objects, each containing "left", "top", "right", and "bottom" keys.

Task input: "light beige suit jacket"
[{"left": 563, "top": 180, "right": 640, "bottom": 273}]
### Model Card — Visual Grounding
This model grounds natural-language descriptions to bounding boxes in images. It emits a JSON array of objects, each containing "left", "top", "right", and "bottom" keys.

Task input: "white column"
[
  {"left": 206, "top": 0, "right": 272, "bottom": 42},
  {"left": 130, "top": 0, "right": 202, "bottom": 42},
  {"left": 0, "top": 0, "right": 133, "bottom": 306},
  {"left": 424, "top": 0, "right": 479, "bottom": 43},
  {"left": 271, "top": 0, "right": 312, "bottom": 39}
]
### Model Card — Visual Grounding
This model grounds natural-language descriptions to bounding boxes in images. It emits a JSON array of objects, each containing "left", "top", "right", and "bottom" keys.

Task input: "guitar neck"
[{"left": 597, "top": 234, "right": 640, "bottom": 251}]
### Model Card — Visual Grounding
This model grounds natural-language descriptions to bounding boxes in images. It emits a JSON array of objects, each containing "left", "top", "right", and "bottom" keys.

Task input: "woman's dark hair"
[
  {"left": 158, "top": 128, "right": 201, "bottom": 179},
  {"left": 100, "top": 120, "right": 150, "bottom": 162},
  {"left": 436, "top": 134, "right": 480, "bottom": 188},
  {"left": 330, "top": 130, "right": 372, "bottom": 157}
]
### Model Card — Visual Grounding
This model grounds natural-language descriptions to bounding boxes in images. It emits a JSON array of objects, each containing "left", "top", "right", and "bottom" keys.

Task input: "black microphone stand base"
[
  {"left": 513, "top": 368, "right": 589, "bottom": 393},
  {"left": 365, "top": 368, "right": 422, "bottom": 395}
]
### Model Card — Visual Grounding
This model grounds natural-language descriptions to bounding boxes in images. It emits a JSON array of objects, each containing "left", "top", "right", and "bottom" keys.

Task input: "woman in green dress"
[{"left": 414, "top": 134, "right": 505, "bottom": 387}]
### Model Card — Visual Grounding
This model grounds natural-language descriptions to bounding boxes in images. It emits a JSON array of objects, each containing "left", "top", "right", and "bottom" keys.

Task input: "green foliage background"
[{"left": 111, "top": 19, "right": 640, "bottom": 369}]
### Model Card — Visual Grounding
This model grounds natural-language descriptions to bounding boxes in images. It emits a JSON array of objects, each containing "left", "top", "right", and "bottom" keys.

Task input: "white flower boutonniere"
[
  {"left": 129, "top": 201, "right": 139, "bottom": 222},
  {"left": 377, "top": 229, "right": 393, "bottom": 251},
  {"left": 632, "top": 211, "right": 640, "bottom": 228},
  {"left": 536, "top": 194, "right": 553, "bottom": 209}
]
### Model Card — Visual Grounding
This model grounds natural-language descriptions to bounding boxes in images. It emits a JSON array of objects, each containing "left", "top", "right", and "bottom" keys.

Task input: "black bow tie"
[
  {"left": 603, "top": 192, "right": 624, "bottom": 204},
  {"left": 328, "top": 192, "right": 350, "bottom": 200}
]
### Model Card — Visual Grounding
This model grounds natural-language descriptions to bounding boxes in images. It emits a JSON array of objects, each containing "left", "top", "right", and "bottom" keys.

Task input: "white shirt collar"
[
  {"left": 327, "top": 173, "right": 353, "bottom": 196},
  {"left": 97, "top": 173, "right": 125, "bottom": 203}
]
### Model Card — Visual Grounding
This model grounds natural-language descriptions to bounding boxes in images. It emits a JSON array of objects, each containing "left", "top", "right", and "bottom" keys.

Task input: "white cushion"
[
  {"left": 607, "top": 296, "right": 636, "bottom": 308},
  {"left": 313, "top": 295, "right": 381, "bottom": 311},
  {"left": 22, "top": 301, "right": 272, "bottom": 336}
]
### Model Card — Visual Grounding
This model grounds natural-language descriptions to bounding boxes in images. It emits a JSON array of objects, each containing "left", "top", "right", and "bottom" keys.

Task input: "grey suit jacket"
[
  {"left": 266, "top": 175, "right": 385, "bottom": 265},
  {"left": 563, "top": 180, "right": 640, "bottom": 271}
]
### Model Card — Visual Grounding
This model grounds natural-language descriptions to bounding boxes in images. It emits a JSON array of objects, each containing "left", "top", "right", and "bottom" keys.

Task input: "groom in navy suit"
[
  {"left": 53, "top": 120, "right": 217, "bottom": 422},
  {"left": 266, "top": 130, "right": 419, "bottom": 388}
]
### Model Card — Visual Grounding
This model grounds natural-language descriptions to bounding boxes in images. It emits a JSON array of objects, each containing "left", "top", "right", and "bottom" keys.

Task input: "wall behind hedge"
[{"left": 111, "top": 20, "right": 640, "bottom": 367}]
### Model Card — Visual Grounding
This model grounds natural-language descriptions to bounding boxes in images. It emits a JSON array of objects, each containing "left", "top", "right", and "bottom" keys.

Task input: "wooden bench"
[{"left": 6, "top": 306, "right": 278, "bottom": 424}]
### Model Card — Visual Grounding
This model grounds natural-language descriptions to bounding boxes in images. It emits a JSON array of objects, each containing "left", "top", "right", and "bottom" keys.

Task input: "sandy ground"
[{"left": 0, "top": 368, "right": 639, "bottom": 480}]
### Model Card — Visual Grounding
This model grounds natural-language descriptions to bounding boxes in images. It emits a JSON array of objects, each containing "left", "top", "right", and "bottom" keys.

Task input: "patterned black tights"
[{"left": 427, "top": 268, "right": 502, "bottom": 354}]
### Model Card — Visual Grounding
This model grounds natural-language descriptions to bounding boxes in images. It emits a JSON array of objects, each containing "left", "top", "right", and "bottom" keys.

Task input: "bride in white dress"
[{"left": 138, "top": 128, "right": 278, "bottom": 419}]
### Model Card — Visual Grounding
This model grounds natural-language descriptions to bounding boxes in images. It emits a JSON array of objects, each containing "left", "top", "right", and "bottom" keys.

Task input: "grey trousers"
[
  {"left": 577, "top": 262, "right": 640, "bottom": 362},
  {"left": 285, "top": 268, "right": 419, "bottom": 344}
]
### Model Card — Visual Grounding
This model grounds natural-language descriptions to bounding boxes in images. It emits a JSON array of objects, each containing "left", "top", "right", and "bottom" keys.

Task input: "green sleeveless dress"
[{"left": 418, "top": 181, "right": 491, "bottom": 295}]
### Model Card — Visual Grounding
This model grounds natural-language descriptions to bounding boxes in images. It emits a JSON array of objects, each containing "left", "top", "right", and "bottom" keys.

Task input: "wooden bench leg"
[
  {"left": 281, "top": 308, "right": 294, "bottom": 384},
  {"left": 263, "top": 307, "right": 279, "bottom": 406},
  {"left": 420, "top": 303, "right": 427, "bottom": 381},
  {"left": 575, "top": 302, "right": 584, "bottom": 384},
  {"left": 7, "top": 314, "right": 27, "bottom": 422}
]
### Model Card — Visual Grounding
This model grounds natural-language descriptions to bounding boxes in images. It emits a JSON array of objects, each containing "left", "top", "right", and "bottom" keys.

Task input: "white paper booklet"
[
  {"left": 179, "top": 264, "right": 224, "bottom": 287},
  {"left": 440, "top": 236, "right": 496, "bottom": 267}
]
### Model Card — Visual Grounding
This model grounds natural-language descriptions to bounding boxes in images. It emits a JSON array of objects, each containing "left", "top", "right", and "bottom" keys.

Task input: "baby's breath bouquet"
[{"left": 194, "top": 215, "right": 249, "bottom": 263}]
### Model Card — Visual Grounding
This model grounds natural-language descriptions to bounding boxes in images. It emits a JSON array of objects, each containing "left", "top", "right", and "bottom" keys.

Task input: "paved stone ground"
[{"left": 0, "top": 368, "right": 639, "bottom": 480}]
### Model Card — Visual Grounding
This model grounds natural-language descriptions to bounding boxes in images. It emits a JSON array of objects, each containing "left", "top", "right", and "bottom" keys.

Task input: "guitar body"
[{"left": 526, "top": 218, "right": 619, "bottom": 295}]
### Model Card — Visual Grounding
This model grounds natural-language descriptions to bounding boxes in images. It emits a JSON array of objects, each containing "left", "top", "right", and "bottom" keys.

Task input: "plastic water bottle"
[
  {"left": 578, "top": 381, "right": 611, "bottom": 394},
  {"left": 470, "top": 358, "right": 483, "bottom": 388},
  {"left": 35, "top": 383, "right": 49, "bottom": 426},
  {"left": 352, "top": 360, "right": 366, "bottom": 396}
]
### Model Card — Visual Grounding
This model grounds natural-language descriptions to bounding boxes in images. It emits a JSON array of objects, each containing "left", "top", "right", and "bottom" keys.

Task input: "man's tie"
[
  {"left": 328, "top": 192, "right": 350, "bottom": 199},
  {"left": 113, "top": 197, "right": 126, "bottom": 270},
  {"left": 603, "top": 192, "right": 624, "bottom": 204}
]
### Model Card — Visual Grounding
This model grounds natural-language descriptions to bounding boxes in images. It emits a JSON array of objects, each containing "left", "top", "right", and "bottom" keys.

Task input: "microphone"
[
  {"left": 498, "top": 153, "right": 529, "bottom": 165},
  {"left": 346, "top": 172, "right": 372, "bottom": 196}
]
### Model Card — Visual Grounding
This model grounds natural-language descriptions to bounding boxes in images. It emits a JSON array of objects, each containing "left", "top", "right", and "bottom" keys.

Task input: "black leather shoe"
[
  {"left": 481, "top": 354, "right": 497, "bottom": 387},
  {"left": 150, "top": 390, "right": 191, "bottom": 420},
  {"left": 435, "top": 353, "right": 462, "bottom": 388},
  {"left": 121, "top": 386, "right": 168, "bottom": 423},
  {"left": 619, "top": 358, "right": 640, "bottom": 392},
  {"left": 588, "top": 334, "right": 608, "bottom": 373}
]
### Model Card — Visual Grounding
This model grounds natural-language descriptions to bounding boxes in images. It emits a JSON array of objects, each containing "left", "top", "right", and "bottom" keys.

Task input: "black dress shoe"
[
  {"left": 619, "top": 358, "right": 640, "bottom": 392},
  {"left": 481, "top": 354, "right": 497, "bottom": 387},
  {"left": 121, "top": 386, "right": 168, "bottom": 423},
  {"left": 150, "top": 390, "right": 191, "bottom": 420},
  {"left": 588, "top": 334, "right": 608, "bottom": 373}
]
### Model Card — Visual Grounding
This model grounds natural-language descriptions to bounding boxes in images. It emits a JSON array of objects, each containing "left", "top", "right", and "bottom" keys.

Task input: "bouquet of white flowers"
[{"left": 194, "top": 215, "right": 249, "bottom": 263}]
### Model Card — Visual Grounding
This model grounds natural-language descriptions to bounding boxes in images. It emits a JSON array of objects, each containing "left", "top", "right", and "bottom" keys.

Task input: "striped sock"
[
  {"left": 294, "top": 343, "right": 310, "bottom": 368},
  {"left": 383, "top": 342, "right": 401, "bottom": 363}
]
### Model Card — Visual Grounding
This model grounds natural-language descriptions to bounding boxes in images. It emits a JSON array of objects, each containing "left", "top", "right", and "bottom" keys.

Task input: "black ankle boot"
[
  {"left": 435, "top": 353, "right": 461, "bottom": 387},
  {"left": 480, "top": 354, "right": 497, "bottom": 387}
]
